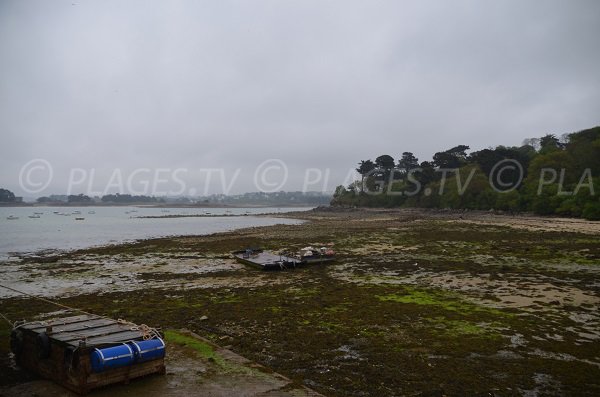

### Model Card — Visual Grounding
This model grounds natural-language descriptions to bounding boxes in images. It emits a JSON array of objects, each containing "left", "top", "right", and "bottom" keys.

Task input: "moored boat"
[
  {"left": 232, "top": 248, "right": 299, "bottom": 270},
  {"left": 233, "top": 245, "right": 335, "bottom": 270}
]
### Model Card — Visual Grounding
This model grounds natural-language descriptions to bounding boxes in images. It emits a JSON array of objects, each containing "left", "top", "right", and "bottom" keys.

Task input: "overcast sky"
[{"left": 1, "top": 0, "right": 599, "bottom": 197}]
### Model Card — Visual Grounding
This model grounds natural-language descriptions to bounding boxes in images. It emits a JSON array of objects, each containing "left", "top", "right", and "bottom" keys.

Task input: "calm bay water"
[{"left": 0, "top": 206, "right": 308, "bottom": 260}]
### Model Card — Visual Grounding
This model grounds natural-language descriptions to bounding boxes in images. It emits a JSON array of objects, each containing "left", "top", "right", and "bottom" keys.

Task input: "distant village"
[{"left": 0, "top": 189, "right": 331, "bottom": 207}]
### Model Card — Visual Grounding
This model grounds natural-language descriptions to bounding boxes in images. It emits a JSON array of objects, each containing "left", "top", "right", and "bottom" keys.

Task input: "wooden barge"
[
  {"left": 232, "top": 249, "right": 301, "bottom": 270},
  {"left": 232, "top": 246, "right": 335, "bottom": 270},
  {"left": 10, "top": 313, "right": 166, "bottom": 394}
]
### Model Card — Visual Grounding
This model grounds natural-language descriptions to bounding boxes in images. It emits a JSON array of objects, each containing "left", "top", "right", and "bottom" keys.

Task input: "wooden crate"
[{"left": 11, "top": 314, "right": 165, "bottom": 394}]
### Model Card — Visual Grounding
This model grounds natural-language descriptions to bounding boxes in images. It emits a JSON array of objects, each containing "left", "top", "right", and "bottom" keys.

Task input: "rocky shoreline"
[{"left": 1, "top": 208, "right": 599, "bottom": 396}]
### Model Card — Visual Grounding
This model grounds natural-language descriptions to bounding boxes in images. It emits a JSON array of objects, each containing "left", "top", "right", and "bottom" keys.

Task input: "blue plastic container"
[
  {"left": 130, "top": 338, "right": 165, "bottom": 362},
  {"left": 90, "top": 343, "right": 134, "bottom": 372}
]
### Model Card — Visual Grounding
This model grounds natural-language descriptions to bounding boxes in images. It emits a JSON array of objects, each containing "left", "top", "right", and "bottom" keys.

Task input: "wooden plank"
[
  {"left": 51, "top": 318, "right": 120, "bottom": 334},
  {"left": 51, "top": 324, "right": 133, "bottom": 342},
  {"left": 22, "top": 314, "right": 101, "bottom": 331},
  {"left": 47, "top": 314, "right": 99, "bottom": 324},
  {"left": 20, "top": 315, "right": 88, "bottom": 330},
  {"left": 233, "top": 251, "right": 300, "bottom": 267},
  {"left": 85, "top": 330, "right": 145, "bottom": 346},
  {"left": 38, "top": 318, "right": 117, "bottom": 335}
]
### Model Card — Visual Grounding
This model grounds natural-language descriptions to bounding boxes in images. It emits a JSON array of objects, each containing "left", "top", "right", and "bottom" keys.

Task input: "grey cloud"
[{"left": 1, "top": 0, "right": 599, "bottom": 195}]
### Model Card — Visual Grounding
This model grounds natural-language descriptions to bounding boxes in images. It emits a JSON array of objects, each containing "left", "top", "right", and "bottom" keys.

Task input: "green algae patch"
[
  {"left": 318, "top": 321, "right": 344, "bottom": 331},
  {"left": 375, "top": 286, "right": 509, "bottom": 317},
  {"left": 444, "top": 320, "right": 485, "bottom": 335},
  {"left": 164, "top": 330, "right": 223, "bottom": 364},
  {"left": 163, "top": 330, "right": 273, "bottom": 379},
  {"left": 324, "top": 304, "right": 350, "bottom": 313},
  {"left": 377, "top": 290, "right": 439, "bottom": 305},
  {"left": 170, "top": 298, "right": 204, "bottom": 309},
  {"left": 426, "top": 317, "right": 502, "bottom": 338},
  {"left": 210, "top": 293, "right": 243, "bottom": 304}
]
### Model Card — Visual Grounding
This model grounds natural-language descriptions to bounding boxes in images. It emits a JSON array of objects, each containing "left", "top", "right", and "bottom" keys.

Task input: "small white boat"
[
  {"left": 6, "top": 215, "right": 19, "bottom": 220},
  {"left": 88, "top": 211, "right": 96, "bottom": 214},
  {"left": 73, "top": 211, "right": 82, "bottom": 215}
]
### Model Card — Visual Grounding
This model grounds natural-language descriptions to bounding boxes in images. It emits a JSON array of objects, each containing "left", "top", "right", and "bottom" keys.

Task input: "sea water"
[{"left": 0, "top": 206, "right": 308, "bottom": 260}]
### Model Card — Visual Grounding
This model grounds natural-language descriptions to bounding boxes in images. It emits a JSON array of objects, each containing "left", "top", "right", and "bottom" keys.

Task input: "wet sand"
[
  {"left": 1, "top": 208, "right": 599, "bottom": 396},
  {"left": 0, "top": 330, "right": 322, "bottom": 397}
]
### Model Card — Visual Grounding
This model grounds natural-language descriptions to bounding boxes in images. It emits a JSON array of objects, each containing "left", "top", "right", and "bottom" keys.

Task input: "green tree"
[
  {"left": 397, "top": 152, "right": 419, "bottom": 175},
  {"left": 0, "top": 188, "right": 16, "bottom": 202},
  {"left": 566, "top": 126, "right": 600, "bottom": 177},
  {"left": 374, "top": 155, "right": 395, "bottom": 184},
  {"left": 433, "top": 145, "right": 469, "bottom": 169},
  {"left": 470, "top": 145, "right": 532, "bottom": 191},
  {"left": 539, "top": 134, "right": 562, "bottom": 154},
  {"left": 447, "top": 145, "right": 470, "bottom": 159},
  {"left": 356, "top": 160, "right": 376, "bottom": 192},
  {"left": 68, "top": 194, "right": 93, "bottom": 203},
  {"left": 582, "top": 202, "right": 600, "bottom": 221}
]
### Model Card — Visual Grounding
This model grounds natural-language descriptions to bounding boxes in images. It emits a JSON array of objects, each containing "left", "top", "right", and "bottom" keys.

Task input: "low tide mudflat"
[{"left": 1, "top": 208, "right": 600, "bottom": 396}]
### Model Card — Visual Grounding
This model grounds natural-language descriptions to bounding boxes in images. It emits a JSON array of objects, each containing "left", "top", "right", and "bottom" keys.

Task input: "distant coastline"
[
  {"left": 0, "top": 202, "right": 33, "bottom": 207},
  {"left": 0, "top": 202, "right": 316, "bottom": 208}
]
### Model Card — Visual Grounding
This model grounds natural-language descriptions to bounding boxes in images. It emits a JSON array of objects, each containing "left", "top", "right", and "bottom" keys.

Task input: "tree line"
[
  {"left": 332, "top": 126, "right": 600, "bottom": 220},
  {"left": 35, "top": 193, "right": 164, "bottom": 204}
]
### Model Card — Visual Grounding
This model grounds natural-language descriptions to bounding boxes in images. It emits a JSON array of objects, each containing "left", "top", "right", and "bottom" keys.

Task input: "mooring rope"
[
  {"left": 0, "top": 283, "right": 98, "bottom": 317},
  {"left": 0, "top": 312, "right": 14, "bottom": 327},
  {"left": 0, "top": 283, "right": 160, "bottom": 339}
]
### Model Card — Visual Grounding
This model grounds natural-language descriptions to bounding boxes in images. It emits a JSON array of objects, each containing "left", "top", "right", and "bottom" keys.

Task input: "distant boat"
[
  {"left": 53, "top": 211, "right": 60, "bottom": 214},
  {"left": 297, "top": 246, "right": 337, "bottom": 264},
  {"left": 75, "top": 217, "right": 85, "bottom": 221},
  {"left": 73, "top": 211, "right": 81, "bottom": 215},
  {"left": 88, "top": 210, "right": 96, "bottom": 214},
  {"left": 28, "top": 215, "right": 41, "bottom": 219},
  {"left": 6, "top": 215, "right": 19, "bottom": 220},
  {"left": 34, "top": 212, "right": 44, "bottom": 215},
  {"left": 232, "top": 245, "right": 336, "bottom": 271}
]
